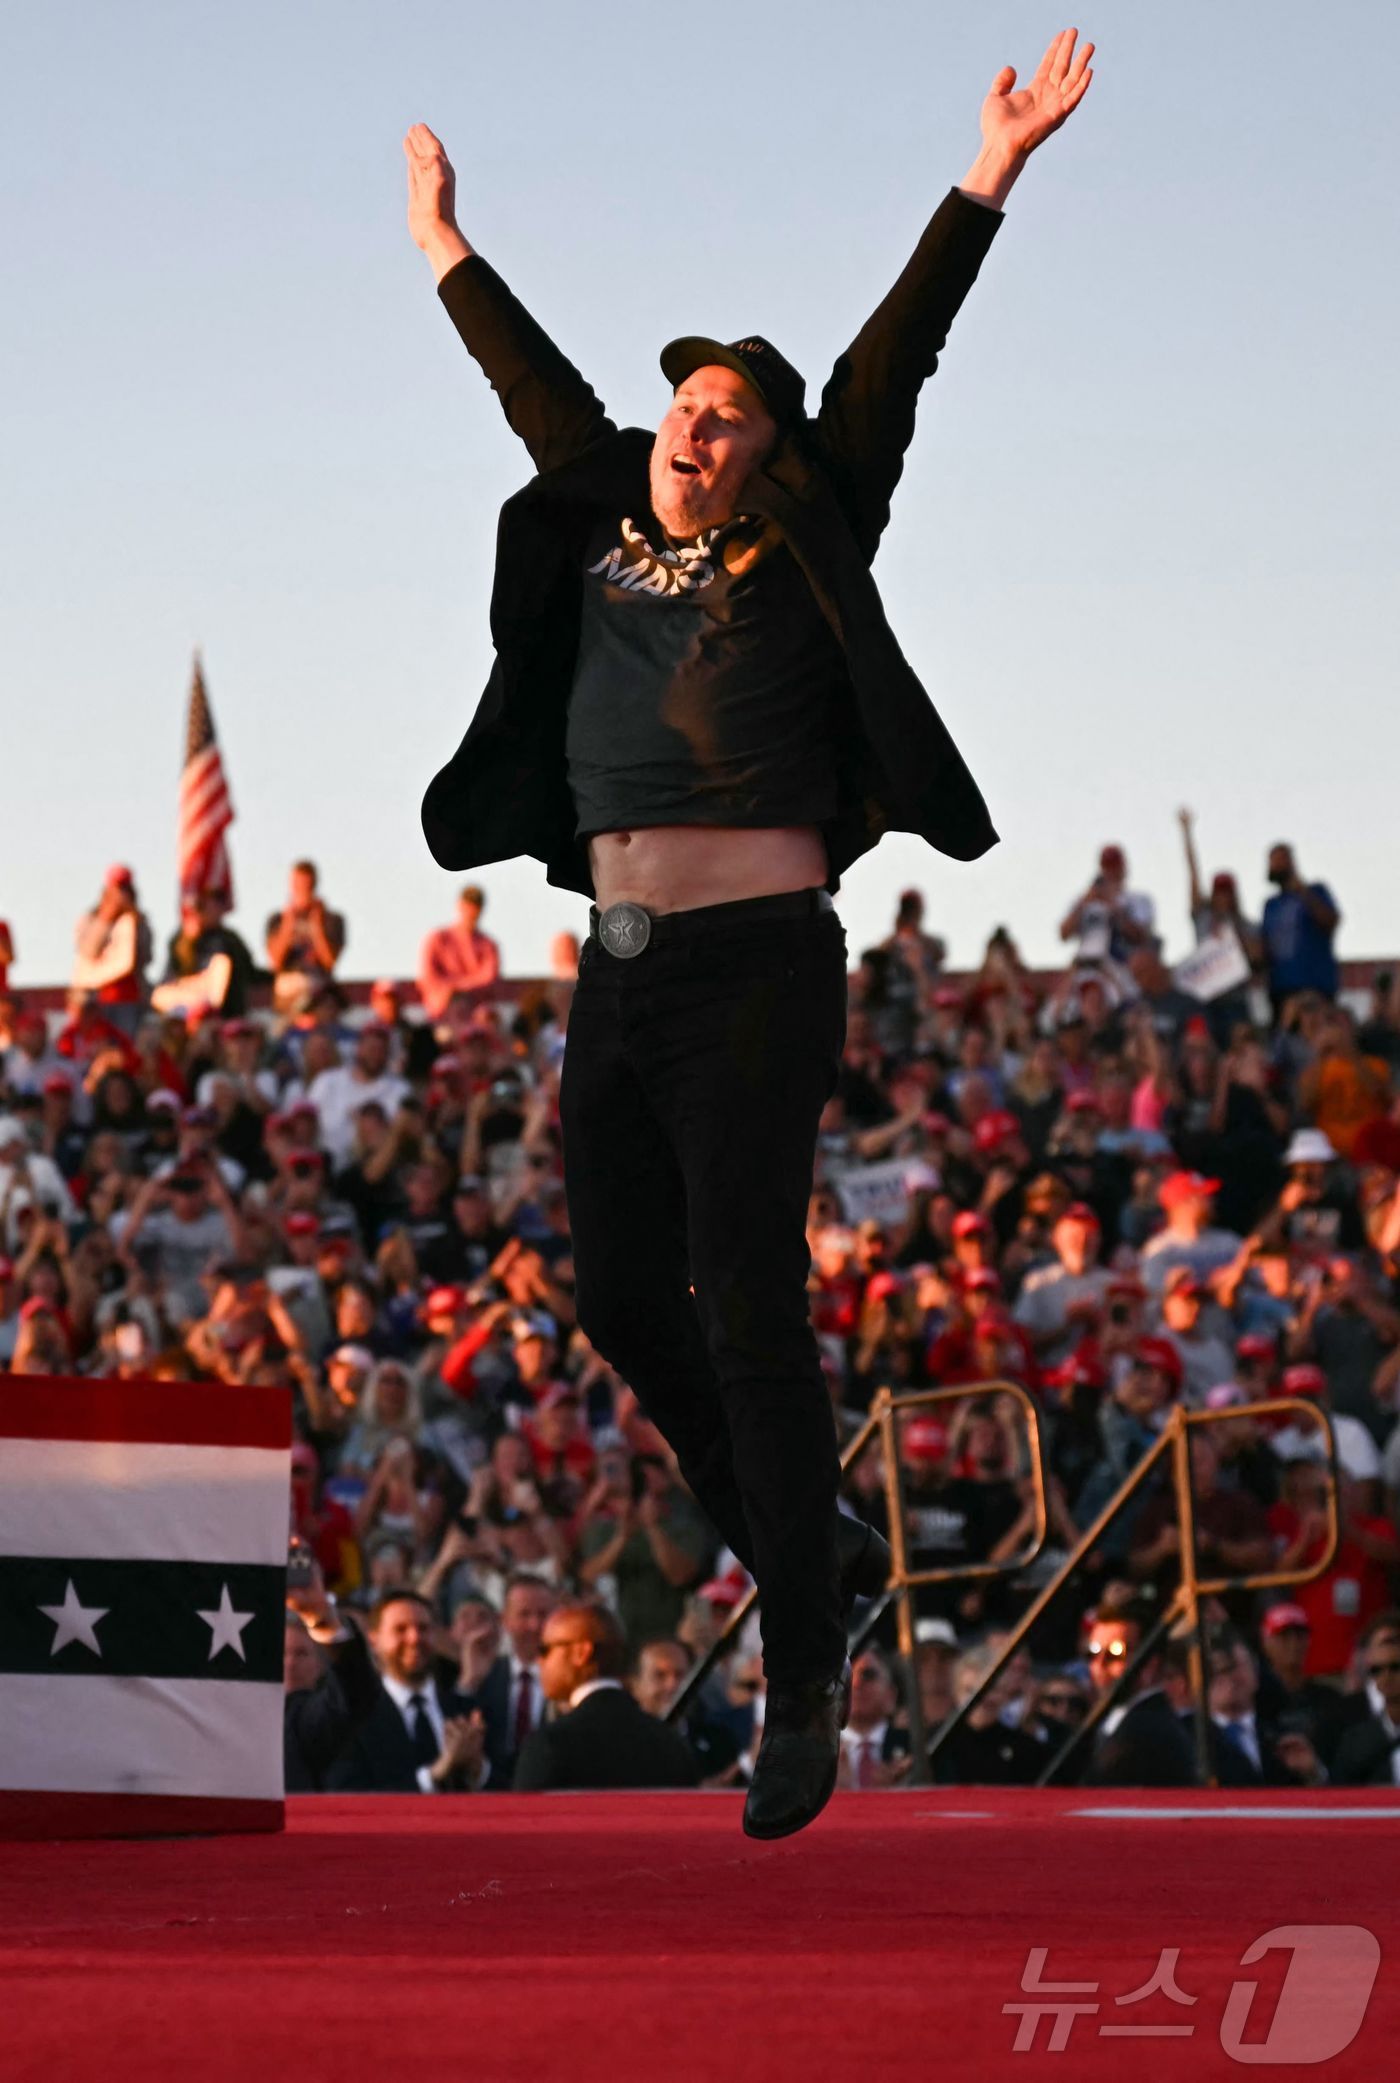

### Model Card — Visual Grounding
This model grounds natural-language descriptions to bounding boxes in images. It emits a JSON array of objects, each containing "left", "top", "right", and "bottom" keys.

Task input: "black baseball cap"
[{"left": 659, "top": 334, "right": 806, "bottom": 430}]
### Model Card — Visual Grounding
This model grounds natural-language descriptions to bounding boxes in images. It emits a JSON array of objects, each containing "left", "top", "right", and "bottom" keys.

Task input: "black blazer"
[
  {"left": 1332, "top": 1715, "right": 1400, "bottom": 1788},
  {"left": 513, "top": 1685, "right": 701, "bottom": 1793},
  {"left": 284, "top": 1628, "right": 381, "bottom": 1793},
  {"left": 421, "top": 190, "right": 1003, "bottom": 899},
  {"left": 1084, "top": 1690, "right": 1198, "bottom": 1789},
  {"left": 458, "top": 1653, "right": 536, "bottom": 1789},
  {"left": 322, "top": 1674, "right": 463, "bottom": 1794}
]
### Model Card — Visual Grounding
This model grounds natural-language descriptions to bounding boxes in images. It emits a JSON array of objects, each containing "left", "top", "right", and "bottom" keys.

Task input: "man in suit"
[
  {"left": 324, "top": 1590, "right": 488, "bottom": 1793},
  {"left": 1206, "top": 1632, "right": 1324, "bottom": 1789},
  {"left": 629, "top": 1636, "right": 743, "bottom": 1784},
  {"left": 283, "top": 1578, "right": 380, "bottom": 1794},
  {"left": 1334, "top": 1612, "right": 1400, "bottom": 1786},
  {"left": 513, "top": 1600, "right": 700, "bottom": 1793},
  {"left": 454, "top": 1573, "right": 554, "bottom": 1788},
  {"left": 1081, "top": 1603, "right": 1197, "bottom": 1788},
  {"left": 840, "top": 1649, "right": 913, "bottom": 1789},
  {"left": 402, "top": 29, "right": 1093, "bottom": 1839}
]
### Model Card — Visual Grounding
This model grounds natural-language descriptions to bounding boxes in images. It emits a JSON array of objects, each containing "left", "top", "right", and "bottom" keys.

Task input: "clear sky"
[{"left": 5, "top": 1, "right": 1397, "bottom": 986}]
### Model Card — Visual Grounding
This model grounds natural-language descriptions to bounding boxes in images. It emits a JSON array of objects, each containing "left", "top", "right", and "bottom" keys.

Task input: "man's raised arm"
[
  {"left": 405, "top": 123, "right": 612, "bottom": 474},
  {"left": 816, "top": 29, "right": 1094, "bottom": 559}
]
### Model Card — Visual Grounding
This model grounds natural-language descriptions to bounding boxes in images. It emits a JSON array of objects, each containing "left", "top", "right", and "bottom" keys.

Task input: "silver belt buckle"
[{"left": 597, "top": 901, "right": 652, "bottom": 959}]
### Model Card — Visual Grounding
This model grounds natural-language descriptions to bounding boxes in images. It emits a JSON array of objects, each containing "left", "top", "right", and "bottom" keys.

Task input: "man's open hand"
[
  {"left": 403, "top": 124, "right": 473, "bottom": 280},
  {"left": 981, "top": 28, "right": 1094, "bottom": 160}
]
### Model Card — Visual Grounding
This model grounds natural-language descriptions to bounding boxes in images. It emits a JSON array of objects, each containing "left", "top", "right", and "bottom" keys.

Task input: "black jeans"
[{"left": 560, "top": 891, "right": 847, "bottom": 1686}]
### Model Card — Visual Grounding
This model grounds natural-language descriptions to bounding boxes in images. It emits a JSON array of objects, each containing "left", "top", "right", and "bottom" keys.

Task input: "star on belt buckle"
[{"left": 597, "top": 901, "right": 652, "bottom": 959}]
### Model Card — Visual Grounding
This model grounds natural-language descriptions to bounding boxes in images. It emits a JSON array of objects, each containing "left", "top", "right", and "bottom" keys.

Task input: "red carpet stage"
[{"left": 3, "top": 1789, "right": 1397, "bottom": 2082}]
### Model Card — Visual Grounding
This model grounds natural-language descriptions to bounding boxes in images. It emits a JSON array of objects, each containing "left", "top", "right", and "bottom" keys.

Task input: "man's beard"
[{"left": 649, "top": 452, "right": 724, "bottom": 542}]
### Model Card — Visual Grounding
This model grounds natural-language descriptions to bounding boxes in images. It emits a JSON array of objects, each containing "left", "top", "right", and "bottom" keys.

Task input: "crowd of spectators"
[{"left": 5, "top": 814, "right": 1400, "bottom": 1794}]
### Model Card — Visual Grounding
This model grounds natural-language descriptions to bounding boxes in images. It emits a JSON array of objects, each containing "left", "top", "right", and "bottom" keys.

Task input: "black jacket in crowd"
[
  {"left": 421, "top": 190, "right": 1004, "bottom": 899},
  {"left": 1332, "top": 1713, "right": 1400, "bottom": 1787},
  {"left": 512, "top": 1684, "right": 701, "bottom": 1793},
  {"left": 322, "top": 1672, "right": 465, "bottom": 1795},
  {"left": 283, "top": 1627, "right": 381, "bottom": 1793}
]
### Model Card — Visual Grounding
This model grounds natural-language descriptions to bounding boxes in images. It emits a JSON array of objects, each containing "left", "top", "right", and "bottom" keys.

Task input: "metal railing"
[
  {"left": 666, "top": 1378, "right": 1048, "bottom": 1744},
  {"left": 926, "top": 1397, "right": 1340, "bottom": 1789},
  {"left": 668, "top": 1389, "right": 1341, "bottom": 1794}
]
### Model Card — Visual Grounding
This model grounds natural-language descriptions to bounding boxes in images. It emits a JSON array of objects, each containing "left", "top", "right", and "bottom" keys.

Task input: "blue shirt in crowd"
[{"left": 1261, "top": 883, "right": 1339, "bottom": 998}]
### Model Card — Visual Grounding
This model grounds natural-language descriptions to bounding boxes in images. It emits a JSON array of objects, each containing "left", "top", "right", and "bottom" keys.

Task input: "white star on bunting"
[
  {"left": 39, "top": 1579, "right": 109, "bottom": 1656},
  {"left": 196, "top": 1582, "right": 254, "bottom": 1662}
]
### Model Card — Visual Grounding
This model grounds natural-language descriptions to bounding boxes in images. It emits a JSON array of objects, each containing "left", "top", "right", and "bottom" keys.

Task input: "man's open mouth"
[{"left": 670, "top": 455, "right": 701, "bottom": 477}]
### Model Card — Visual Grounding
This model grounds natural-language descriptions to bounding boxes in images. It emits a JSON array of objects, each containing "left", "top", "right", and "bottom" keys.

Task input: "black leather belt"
[{"left": 588, "top": 887, "right": 834, "bottom": 959}]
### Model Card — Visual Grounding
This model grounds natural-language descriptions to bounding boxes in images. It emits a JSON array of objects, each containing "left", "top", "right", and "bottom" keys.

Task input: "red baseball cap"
[
  {"left": 698, "top": 1568, "right": 750, "bottom": 1610},
  {"left": 41, "top": 1074, "right": 72, "bottom": 1098},
  {"left": 1159, "top": 1170, "right": 1221, "bottom": 1209},
  {"left": 1065, "top": 1090, "right": 1103, "bottom": 1115},
  {"left": 285, "top": 1213, "right": 320, "bottom": 1238},
  {"left": 1261, "top": 1603, "right": 1310, "bottom": 1638},
  {"left": 973, "top": 1110, "right": 1020, "bottom": 1155},
  {"left": 1235, "top": 1332, "right": 1277, "bottom": 1363},
  {"left": 422, "top": 1285, "right": 469, "bottom": 1319},
  {"left": 1134, "top": 1335, "right": 1185, "bottom": 1389},
  {"left": 1107, "top": 1272, "right": 1147, "bottom": 1298},
  {"left": 1061, "top": 1201, "right": 1101, "bottom": 1228},
  {"left": 1099, "top": 845, "right": 1126, "bottom": 874},
  {"left": 1046, "top": 1353, "right": 1105, "bottom": 1393},
  {"left": 902, "top": 1417, "right": 950, "bottom": 1465},
  {"left": 952, "top": 1210, "right": 992, "bottom": 1240},
  {"left": 923, "top": 1111, "right": 954, "bottom": 1137},
  {"left": 1281, "top": 1363, "right": 1328, "bottom": 1400},
  {"left": 962, "top": 1267, "right": 1002, "bottom": 1294},
  {"left": 865, "top": 1270, "right": 903, "bottom": 1304},
  {"left": 933, "top": 986, "right": 964, "bottom": 1011},
  {"left": 104, "top": 863, "right": 135, "bottom": 889}
]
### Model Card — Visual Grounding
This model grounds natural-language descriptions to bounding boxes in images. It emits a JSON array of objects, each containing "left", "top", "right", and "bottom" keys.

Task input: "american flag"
[{"left": 179, "top": 655, "right": 235, "bottom": 903}]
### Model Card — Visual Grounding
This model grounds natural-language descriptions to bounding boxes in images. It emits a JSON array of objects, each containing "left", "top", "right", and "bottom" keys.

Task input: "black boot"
[
  {"left": 837, "top": 1513, "right": 891, "bottom": 1617},
  {"left": 742, "top": 1660, "right": 852, "bottom": 1841}
]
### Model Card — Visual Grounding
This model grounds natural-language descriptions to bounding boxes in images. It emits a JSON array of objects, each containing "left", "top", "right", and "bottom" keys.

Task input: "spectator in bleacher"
[
  {"left": 418, "top": 885, "right": 501, "bottom": 1022},
  {"left": 71, "top": 866, "right": 153, "bottom": 1033},
  {"left": 309, "top": 1024, "right": 411, "bottom": 1168},
  {"left": 265, "top": 860, "right": 346, "bottom": 1015},
  {"left": 1255, "top": 1602, "right": 1368, "bottom": 1771},
  {"left": 156, "top": 890, "right": 258, "bottom": 1018},
  {"left": 1154, "top": 1267, "right": 1235, "bottom": 1405},
  {"left": 1140, "top": 1169, "right": 1242, "bottom": 1292},
  {"left": 1332, "top": 1612, "right": 1400, "bottom": 1785},
  {"left": 1013, "top": 1202, "right": 1108, "bottom": 1366},
  {"left": 1059, "top": 843, "right": 1155, "bottom": 967},
  {"left": 1261, "top": 843, "right": 1340, "bottom": 1013}
]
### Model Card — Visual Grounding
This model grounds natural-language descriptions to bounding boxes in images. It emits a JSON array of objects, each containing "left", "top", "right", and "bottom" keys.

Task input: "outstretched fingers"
[
  {"left": 990, "top": 64, "right": 1017, "bottom": 96},
  {"left": 1048, "top": 28, "right": 1078, "bottom": 89},
  {"left": 1030, "top": 28, "right": 1069, "bottom": 91}
]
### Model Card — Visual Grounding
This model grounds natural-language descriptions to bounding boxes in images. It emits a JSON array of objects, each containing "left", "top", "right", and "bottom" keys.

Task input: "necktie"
[
  {"left": 513, "top": 1668, "right": 535, "bottom": 1750},
  {"left": 857, "top": 1736, "right": 879, "bottom": 1790},
  {"left": 408, "top": 1693, "right": 438, "bottom": 1767}
]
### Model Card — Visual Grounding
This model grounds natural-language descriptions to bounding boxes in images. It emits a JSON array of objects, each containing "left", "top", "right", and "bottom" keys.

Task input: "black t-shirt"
[{"left": 565, "top": 511, "right": 846, "bottom": 837}]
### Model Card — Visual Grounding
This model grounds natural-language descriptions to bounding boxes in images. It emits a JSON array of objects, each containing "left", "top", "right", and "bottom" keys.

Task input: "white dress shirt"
[
  {"left": 568, "top": 1678, "right": 624, "bottom": 1710},
  {"left": 381, "top": 1671, "right": 446, "bottom": 1794}
]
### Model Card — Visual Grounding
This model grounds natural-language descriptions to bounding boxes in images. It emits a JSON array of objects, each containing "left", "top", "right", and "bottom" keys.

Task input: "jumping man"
[{"left": 405, "top": 28, "right": 1094, "bottom": 1838}]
